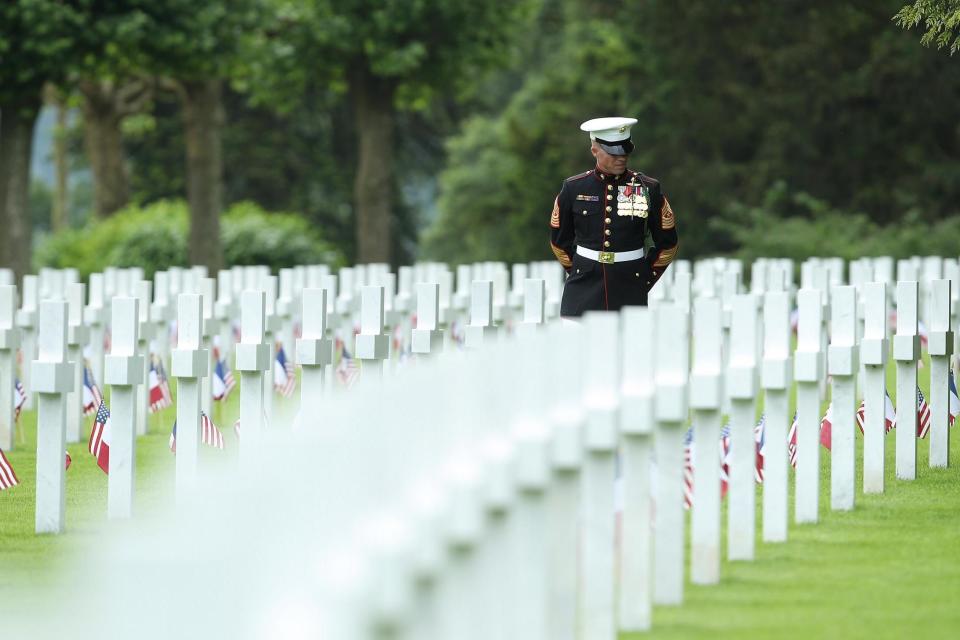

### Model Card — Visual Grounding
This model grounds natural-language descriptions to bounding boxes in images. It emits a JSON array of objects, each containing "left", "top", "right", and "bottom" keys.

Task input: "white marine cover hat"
[{"left": 580, "top": 116, "right": 638, "bottom": 155}]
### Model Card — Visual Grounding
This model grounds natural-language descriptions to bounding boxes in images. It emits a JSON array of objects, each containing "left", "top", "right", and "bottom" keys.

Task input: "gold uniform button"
[
  {"left": 607, "top": 184, "right": 613, "bottom": 191},
  {"left": 604, "top": 217, "right": 611, "bottom": 224},
  {"left": 635, "top": 272, "right": 640, "bottom": 277},
  {"left": 604, "top": 229, "right": 611, "bottom": 236},
  {"left": 582, "top": 210, "right": 587, "bottom": 215},
  {"left": 606, "top": 194, "right": 613, "bottom": 201},
  {"left": 604, "top": 240, "right": 611, "bottom": 248},
  {"left": 605, "top": 206, "right": 612, "bottom": 212}
]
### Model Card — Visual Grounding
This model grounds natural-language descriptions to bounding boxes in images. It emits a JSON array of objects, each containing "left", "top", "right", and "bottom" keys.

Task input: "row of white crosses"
[
  {"left": 12, "top": 254, "right": 960, "bottom": 638},
  {"left": 6, "top": 259, "right": 563, "bottom": 455}
]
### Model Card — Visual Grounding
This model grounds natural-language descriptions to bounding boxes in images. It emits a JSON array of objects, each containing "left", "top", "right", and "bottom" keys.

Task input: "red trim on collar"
[{"left": 593, "top": 165, "right": 632, "bottom": 181}]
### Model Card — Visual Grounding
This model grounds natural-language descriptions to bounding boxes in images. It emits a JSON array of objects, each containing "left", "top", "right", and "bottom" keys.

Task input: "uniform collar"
[{"left": 593, "top": 166, "right": 635, "bottom": 183}]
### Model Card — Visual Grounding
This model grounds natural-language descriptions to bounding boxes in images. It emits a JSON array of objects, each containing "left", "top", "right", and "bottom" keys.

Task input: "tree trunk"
[
  {"left": 0, "top": 96, "right": 41, "bottom": 280},
  {"left": 349, "top": 66, "right": 396, "bottom": 265},
  {"left": 181, "top": 78, "right": 224, "bottom": 273},
  {"left": 52, "top": 90, "right": 69, "bottom": 231},
  {"left": 79, "top": 81, "right": 130, "bottom": 218}
]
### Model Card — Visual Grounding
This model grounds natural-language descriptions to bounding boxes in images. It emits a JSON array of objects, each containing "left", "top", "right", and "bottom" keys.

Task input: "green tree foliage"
[
  {"left": 34, "top": 200, "right": 343, "bottom": 279},
  {"left": 425, "top": 0, "right": 960, "bottom": 265},
  {"left": 252, "top": 0, "right": 535, "bottom": 264},
  {"left": 896, "top": 0, "right": 960, "bottom": 53},
  {"left": 0, "top": 1, "right": 88, "bottom": 278},
  {"left": 722, "top": 181, "right": 960, "bottom": 266}
]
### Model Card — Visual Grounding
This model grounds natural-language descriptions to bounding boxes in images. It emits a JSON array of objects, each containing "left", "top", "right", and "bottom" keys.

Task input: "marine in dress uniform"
[{"left": 549, "top": 117, "right": 679, "bottom": 317}]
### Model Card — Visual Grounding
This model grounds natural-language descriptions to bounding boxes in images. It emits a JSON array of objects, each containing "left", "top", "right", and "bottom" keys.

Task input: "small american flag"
[
  {"left": 169, "top": 412, "right": 225, "bottom": 452},
  {"left": 335, "top": 339, "right": 361, "bottom": 388},
  {"left": 14, "top": 378, "right": 26, "bottom": 421},
  {"left": 682, "top": 427, "right": 694, "bottom": 510},
  {"left": 212, "top": 347, "right": 236, "bottom": 402},
  {"left": 82, "top": 362, "right": 102, "bottom": 416},
  {"left": 274, "top": 344, "right": 296, "bottom": 398},
  {"left": 787, "top": 412, "right": 799, "bottom": 468},
  {"left": 157, "top": 358, "right": 173, "bottom": 406},
  {"left": 855, "top": 390, "right": 896, "bottom": 435},
  {"left": 917, "top": 387, "right": 932, "bottom": 439},
  {"left": 88, "top": 401, "right": 111, "bottom": 475},
  {"left": 0, "top": 447, "right": 19, "bottom": 490}
]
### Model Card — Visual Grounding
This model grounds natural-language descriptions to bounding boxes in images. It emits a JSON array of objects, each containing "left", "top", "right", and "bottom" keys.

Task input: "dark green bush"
[{"left": 34, "top": 200, "right": 343, "bottom": 279}]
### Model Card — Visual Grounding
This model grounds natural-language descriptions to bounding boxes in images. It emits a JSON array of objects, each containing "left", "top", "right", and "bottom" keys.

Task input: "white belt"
[{"left": 576, "top": 245, "right": 644, "bottom": 264}]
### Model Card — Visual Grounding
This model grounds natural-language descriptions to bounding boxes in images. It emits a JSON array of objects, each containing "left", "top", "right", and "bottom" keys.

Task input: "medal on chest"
[{"left": 616, "top": 178, "right": 649, "bottom": 218}]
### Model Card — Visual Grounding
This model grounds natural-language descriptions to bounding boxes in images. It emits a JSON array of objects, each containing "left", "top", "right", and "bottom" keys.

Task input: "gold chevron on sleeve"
[
  {"left": 550, "top": 197, "right": 560, "bottom": 228},
  {"left": 653, "top": 244, "right": 678, "bottom": 268},
  {"left": 551, "top": 243, "right": 572, "bottom": 267},
  {"left": 661, "top": 197, "right": 676, "bottom": 229}
]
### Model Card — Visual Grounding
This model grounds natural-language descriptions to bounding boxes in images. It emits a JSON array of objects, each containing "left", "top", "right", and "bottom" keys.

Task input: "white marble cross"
[
  {"left": 65, "top": 283, "right": 88, "bottom": 443},
  {"left": 0, "top": 286, "right": 19, "bottom": 451},
  {"left": 761, "top": 290, "right": 791, "bottom": 541},
  {"left": 296, "top": 288, "right": 332, "bottom": 428},
  {"left": 355, "top": 286, "right": 390, "bottom": 375},
  {"left": 794, "top": 288, "right": 823, "bottom": 522},
  {"left": 150, "top": 271, "right": 171, "bottom": 371},
  {"left": 653, "top": 303, "right": 690, "bottom": 605},
  {"left": 17, "top": 274, "right": 39, "bottom": 410},
  {"left": 85, "top": 273, "right": 107, "bottom": 385},
  {"left": 861, "top": 282, "right": 888, "bottom": 494},
  {"left": 516, "top": 278, "right": 546, "bottom": 339},
  {"left": 171, "top": 294, "right": 208, "bottom": 497},
  {"left": 927, "top": 279, "right": 953, "bottom": 468},
  {"left": 277, "top": 268, "right": 296, "bottom": 364},
  {"left": 412, "top": 282, "right": 444, "bottom": 355},
  {"left": 618, "top": 306, "right": 656, "bottom": 631},
  {"left": 32, "top": 299, "right": 73, "bottom": 533},
  {"left": 727, "top": 293, "right": 759, "bottom": 560},
  {"left": 579, "top": 311, "right": 620, "bottom": 640},
  {"left": 893, "top": 281, "right": 920, "bottom": 480},
  {"left": 542, "top": 320, "right": 582, "bottom": 640},
  {"left": 465, "top": 281, "right": 495, "bottom": 349},
  {"left": 215, "top": 270, "right": 235, "bottom": 366},
  {"left": 829, "top": 285, "right": 858, "bottom": 510},
  {"left": 199, "top": 278, "right": 218, "bottom": 419},
  {"left": 104, "top": 297, "right": 143, "bottom": 519},
  {"left": 689, "top": 296, "right": 723, "bottom": 584},
  {"left": 236, "top": 290, "right": 270, "bottom": 471},
  {"left": 261, "top": 275, "right": 281, "bottom": 422},
  {"left": 134, "top": 281, "right": 153, "bottom": 437}
]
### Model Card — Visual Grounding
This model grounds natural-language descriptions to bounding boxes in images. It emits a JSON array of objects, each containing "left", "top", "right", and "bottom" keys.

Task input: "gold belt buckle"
[{"left": 598, "top": 251, "right": 615, "bottom": 264}]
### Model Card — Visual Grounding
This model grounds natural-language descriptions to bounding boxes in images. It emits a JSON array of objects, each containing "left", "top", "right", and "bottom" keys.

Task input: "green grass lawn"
[
  {"left": 633, "top": 356, "right": 960, "bottom": 639},
  {"left": 0, "top": 388, "right": 243, "bottom": 595},
  {"left": 1, "top": 359, "right": 958, "bottom": 638}
]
